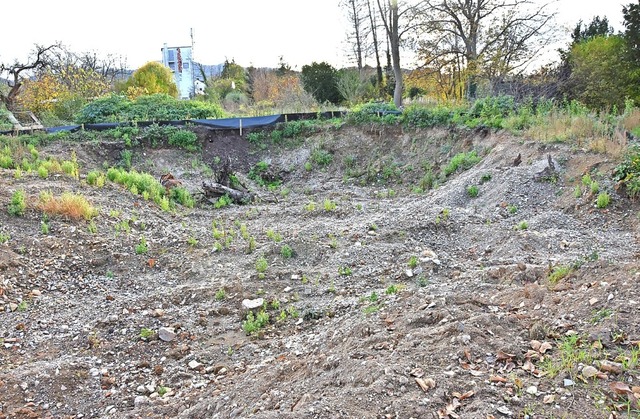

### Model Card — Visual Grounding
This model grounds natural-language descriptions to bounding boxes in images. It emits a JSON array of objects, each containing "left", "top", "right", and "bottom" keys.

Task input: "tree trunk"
[
  {"left": 377, "top": 0, "right": 403, "bottom": 108},
  {"left": 201, "top": 181, "right": 254, "bottom": 204},
  {"left": 367, "top": 0, "right": 384, "bottom": 90}
]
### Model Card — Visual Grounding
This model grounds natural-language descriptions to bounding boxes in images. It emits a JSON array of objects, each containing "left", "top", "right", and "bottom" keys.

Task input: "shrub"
[
  {"left": 76, "top": 93, "right": 224, "bottom": 124},
  {"left": 310, "top": 148, "right": 333, "bottom": 168},
  {"left": 596, "top": 192, "right": 611, "bottom": 208},
  {"left": 38, "top": 192, "right": 98, "bottom": 220},
  {"left": 256, "top": 256, "right": 268, "bottom": 274},
  {"left": 402, "top": 104, "right": 455, "bottom": 128},
  {"left": 168, "top": 130, "right": 199, "bottom": 152},
  {"left": 280, "top": 244, "right": 294, "bottom": 259},
  {"left": 548, "top": 265, "right": 572, "bottom": 285},
  {"left": 86, "top": 170, "right": 106, "bottom": 187},
  {"left": 347, "top": 101, "right": 400, "bottom": 124},
  {"left": 444, "top": 151, "right": 482, "bottom": 176},
  {"left": 613, "top": 145, "right": 640, "bottom": 200},
  {"left": 214, "top": 194, "right": 233, "bottom": 209},
  {"left": 242, "top": 310, "right": 270, "bottom": 334},
  {"left": 135, "top": 237, "right": 148, "bottom": 254},
  {"left": 466, "top": 185, "right": 479, "bottom": 197},
  {"left": 8, "top": 190, "right": 26, "bottom": 216},
  {"left": 170, "top": 187, "right": 195, "bottom": 208}
]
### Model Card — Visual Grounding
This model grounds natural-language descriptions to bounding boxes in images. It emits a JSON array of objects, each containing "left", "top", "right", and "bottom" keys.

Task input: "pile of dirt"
[{"left": 0, "top": 123, "right": 639, "bottom": 419}]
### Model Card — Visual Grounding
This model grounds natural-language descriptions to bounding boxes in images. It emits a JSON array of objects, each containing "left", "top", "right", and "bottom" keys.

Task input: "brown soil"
[{"left": 0, "top": 123, "right": 639, "bottom": 419}]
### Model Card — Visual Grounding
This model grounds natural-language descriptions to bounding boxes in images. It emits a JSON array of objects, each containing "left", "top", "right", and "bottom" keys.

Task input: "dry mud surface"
[{"left": 0, "top": 124, "right": 639, "bottom": 418}]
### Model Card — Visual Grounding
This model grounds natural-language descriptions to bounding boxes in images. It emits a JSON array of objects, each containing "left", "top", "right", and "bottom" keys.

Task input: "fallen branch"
[{"left": 202, "top": 181, "right": 254, "bottom": 204}]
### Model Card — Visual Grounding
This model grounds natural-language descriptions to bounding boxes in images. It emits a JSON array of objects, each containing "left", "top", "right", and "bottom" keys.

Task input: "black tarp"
[
  {"left": 191, "top": 114, "right": 282, "bottom": 129},
  {"left": 46, "top": 125, "right": 82, "bottom": 133},
  {"left": 1, "top": 112, "right": 348, "bottom": 136}
]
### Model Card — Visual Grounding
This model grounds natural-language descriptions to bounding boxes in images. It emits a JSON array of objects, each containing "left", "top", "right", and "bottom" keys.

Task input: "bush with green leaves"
[
  {"left": 444, "top": 151, "right": 482, "bottom": 176},
  {"left": 248, "top": 161, "right": 281, "bottom": 188},
  {"left": 242, "top": 310, "right": 270, "bottom": 334},
  {"left": 347, "top": 101, "right": 400, "bottom": 124},
  {"left": 8, "top": 190, "right": 26, "bottom": 216},
  {"left": 168, "top": 129, "right": 199, "bottom": 151},
  {"left": 613, "top": 145, "right": 640, "bottom": 200},
  {"left": 466, "top": 185, "right": 479, "bottom": 197},
  {"left": 76, "top": 93, "right": 224, "bottom": 124},
  {"left": 282, "top": 120, "right": 317, "bottom": 139},
  {"left": 310, "top": 148, "right": 333, "bottom": 167},
  {"left": 402, "top": 104, "right": 457, "bottom": 128}
]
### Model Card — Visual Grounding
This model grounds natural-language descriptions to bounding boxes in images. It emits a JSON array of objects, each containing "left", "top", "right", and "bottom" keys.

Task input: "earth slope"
[{"left": 0, "top": 124, "right": 639, "bottom": 418}]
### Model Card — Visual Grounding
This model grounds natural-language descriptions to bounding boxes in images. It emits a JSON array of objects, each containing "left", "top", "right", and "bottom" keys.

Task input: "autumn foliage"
[
  {"left": 124, "top": 62, "right": 178, "bottom": 99},
  {"left": 17, "top": 67, "right": 110, "bottom": 120}
]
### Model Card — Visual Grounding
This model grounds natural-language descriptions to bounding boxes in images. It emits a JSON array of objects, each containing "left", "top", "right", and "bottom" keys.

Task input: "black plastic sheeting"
[
  {"left": 1, "top": 111, "right": 348, "bottom": 136},
  {"left": 192, "top": 114, "right": 281, "bottom": 129}
]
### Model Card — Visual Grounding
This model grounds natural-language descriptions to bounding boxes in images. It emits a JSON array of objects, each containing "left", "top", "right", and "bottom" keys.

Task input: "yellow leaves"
[{"left": 17, "top": 67, "right": 110, "bottom": 114}]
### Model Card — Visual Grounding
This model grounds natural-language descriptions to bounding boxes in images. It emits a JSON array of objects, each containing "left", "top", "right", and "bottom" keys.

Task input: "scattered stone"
[
  {"left": 563, "top": 379, "right": 575, "bottom": 387},
  {"left": 242, "top": 298, "right": 264, "bottom": 310},
  {"left": 152, "top": 308, "right": 165, "bottom": 317},
  {"left": 526, "top": 386, "right": 537, "bottom": 395},
  {"left": 134, "top": 396, "right": 148, "bottom": 408},
  {"left": 188, "top": 360, "right": 203, "bottom": 370},
  {"left": 158, "top": 327, "right": 176, "bottom": 342},
  {"left": 496, "top": 405, "right": 513, "bottom": 416}
]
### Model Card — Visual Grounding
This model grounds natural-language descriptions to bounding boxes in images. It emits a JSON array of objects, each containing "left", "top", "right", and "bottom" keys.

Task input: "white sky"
[{"left": 0, "top": 0, "right": 632, "bottom": 71}]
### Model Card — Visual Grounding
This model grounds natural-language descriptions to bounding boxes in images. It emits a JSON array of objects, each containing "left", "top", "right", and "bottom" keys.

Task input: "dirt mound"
[{"left": 0, "top": 124, "right": 639, "bottom": 419}]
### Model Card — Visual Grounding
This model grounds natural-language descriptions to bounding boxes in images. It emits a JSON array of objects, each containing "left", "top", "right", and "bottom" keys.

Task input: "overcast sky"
[{"left": 0, "top": 0, "right": 633, "bottom": 71}]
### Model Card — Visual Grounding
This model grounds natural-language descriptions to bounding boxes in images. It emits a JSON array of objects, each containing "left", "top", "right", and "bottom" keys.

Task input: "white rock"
[
  {"left": 158, "top": 327, "right": 176, "bottom": 342},
  {"left": 526, "top": 385, "right": 537, "bottom": 395},
  {"left": 188, "top": 360, "right": 202, "bottom": 370},
  {"left": 134, "top": 396, "right": 148, "bottom": 408},
  {"left": 242, "top": 298, "right": 264, "bottom": 310}
]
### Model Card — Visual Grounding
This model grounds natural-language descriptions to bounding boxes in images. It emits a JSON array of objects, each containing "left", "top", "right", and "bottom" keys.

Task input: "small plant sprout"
[
  {"left": 135, "top": 237, "right": 149, "bottom": 254},
  {"left": 8, "top": 190, "right": 26, "bottom": 216},
  {"left": 548, "top": 265, "right": 573, "bottom": 286},
  {"left": 596, "top": 192, "right": 610, "bottom": 208},
  {"left": 507, "top": 205, "right": 518, "bottom": 214},
  {"left": 408, "top": 256, "right": 419, "bottom": 269},
  {"left": 242, "top": 310, "right": 270, "bottom": 334},
  {"left": 323, "top": 198, "right": 337, "bottom": 211},
  {"left": 466, "top": 185, "right": 479, "bottom": 198},
  {"left": 369, "top": 223, "right": 378, "bottom": 232},
  {"left": 187, "top": 236, "right": 198, "bottom": 247},
  {"left": 574, "top": 185, "right": 582, "bottom": 198},
  {"left": 338, "top": 266, "right": 352, "bottom": 276},
  {"left": 280, "top": 244, "right": 294, "bottom": 259},
  {"left": 139, "top": 328, "right": 155, "bottom": 340},
  {"left": 256, "top": 255, "right": 268, "bottom": 279},
  {"left": 385, "top": 284, "right": 402, "bottom": 294},
  {"left": 215, "top": 288, "right": 226, "bottom": 301},
  {"left": 516, "top": 221, "right": 528, "bottom": 230}
]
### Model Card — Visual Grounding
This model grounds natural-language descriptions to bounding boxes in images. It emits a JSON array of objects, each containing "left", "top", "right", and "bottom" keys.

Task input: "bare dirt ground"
[{"left": 0, "top": 122, "right": 639, "bottom": 419}]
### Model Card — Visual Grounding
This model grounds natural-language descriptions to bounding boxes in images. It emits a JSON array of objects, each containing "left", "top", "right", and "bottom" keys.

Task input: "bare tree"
[
  {"left": 376, "top": 0, "right": 426, "bottom": 107},
  {"left": 0, "top": 43, "right": 60, "bottom": 111},
  {"left": 366, "top": 0, "right": 385, "bottom": 90},
  {"left": 341, "top": 0, "right": 367, "bottom": 71},
  {"left": 48, "top": 46, "right": 128, "bottom": 84},
  {"left": 418, "top": 0, "right": 556, "bottom": 98}
]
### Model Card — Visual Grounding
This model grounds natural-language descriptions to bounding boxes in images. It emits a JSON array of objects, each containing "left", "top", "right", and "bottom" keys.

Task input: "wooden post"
[
  {"left": 239, "top": 118, "right": 243, "bottom": 136},
  {"left": 285, "top": 114, "right": 288, "bottom": 123}
]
